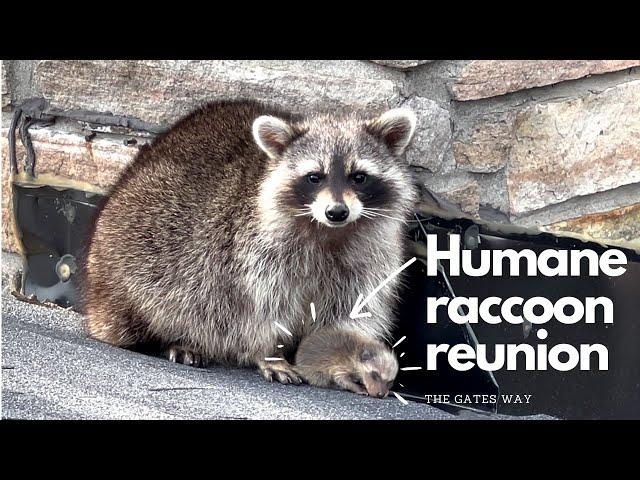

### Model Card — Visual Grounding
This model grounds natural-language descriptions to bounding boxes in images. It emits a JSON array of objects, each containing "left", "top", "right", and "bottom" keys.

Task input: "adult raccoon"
[{"left": 83, "top": 99, "right": 418, "bottom": 386}]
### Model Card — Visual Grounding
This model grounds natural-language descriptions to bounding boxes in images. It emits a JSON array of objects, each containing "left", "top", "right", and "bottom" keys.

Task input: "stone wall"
[{"left": 2, "top": 60, "right": 639, "bottom": 252}]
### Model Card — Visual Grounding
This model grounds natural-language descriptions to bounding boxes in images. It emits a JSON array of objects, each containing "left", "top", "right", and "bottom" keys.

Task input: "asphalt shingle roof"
[{"left": 1, "top": 294, "right": 553, "bottom": 420}]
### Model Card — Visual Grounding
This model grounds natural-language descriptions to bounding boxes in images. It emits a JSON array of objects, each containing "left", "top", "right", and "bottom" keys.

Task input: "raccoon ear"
[
  {"left": 366, "top": 108, "right": 417, "bottom": 156},
  {"left": 360, "top": 348, "right": 373, "bottom": 362},
  {"left": 252, "top": 115, "right": 298, "bottom": 159}
]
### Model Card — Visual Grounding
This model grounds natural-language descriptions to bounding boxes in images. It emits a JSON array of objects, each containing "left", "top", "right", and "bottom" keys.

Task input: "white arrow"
[{"left": 349, "top": 257, "right": 417, "bottom": 320}]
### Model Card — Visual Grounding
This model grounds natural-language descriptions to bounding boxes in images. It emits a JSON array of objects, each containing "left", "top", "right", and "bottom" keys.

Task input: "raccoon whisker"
[
  {"left": 361, "top": 211, "right": 408, "bottom": 224},
  {"left": 361, "top": 207, "right": 402, "bottom": 215},
  {"left": 361, "top": 208, "right": 396, "bottom": 214},
  {"left": 363, "top": 209, "right": 403, "bottom": 217},
  {"left": 362, "top": 207, "right": 398, "bottom": 213},
  {"left": 293, "top": 211, "right": 313, "bottom": 217}
]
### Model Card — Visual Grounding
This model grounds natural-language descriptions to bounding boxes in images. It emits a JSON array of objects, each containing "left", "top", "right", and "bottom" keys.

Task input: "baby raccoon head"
[
  {"left": 253, "top": 108, "right": 417, "bottom": 230},
  {"left": 351, "top": 343, "right": 399, "bottom": 398}
]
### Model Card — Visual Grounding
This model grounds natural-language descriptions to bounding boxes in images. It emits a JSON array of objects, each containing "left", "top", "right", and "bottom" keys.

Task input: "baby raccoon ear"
[
  {"left": 360, "top": 348, "right": 373, "bottom": 362},
  {"left": 366, "top": 108, "right": 417, "bottom": 156},
  {"left": 252, "top": 115, "right": 299, "bottom": 159}
]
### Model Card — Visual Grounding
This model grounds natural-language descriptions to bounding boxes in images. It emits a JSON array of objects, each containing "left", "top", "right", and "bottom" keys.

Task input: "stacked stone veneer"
[{"left": 2, "top": 60, "right": 639, "bottom": 253}]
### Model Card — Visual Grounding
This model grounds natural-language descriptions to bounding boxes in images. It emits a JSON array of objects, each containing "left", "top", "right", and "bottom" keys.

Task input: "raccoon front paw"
[
  {"left": 165, "top": 345, "right": 207, "bottom": 368},
  {"left": 258, "top": 359, "right": 303, "bottom": 385}
]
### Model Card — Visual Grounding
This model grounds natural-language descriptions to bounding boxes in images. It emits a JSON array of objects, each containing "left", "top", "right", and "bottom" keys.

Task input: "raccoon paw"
[
  {"left": 258, "top": 359, "right": 303, "bottom": 385},
  {"left": 165, "top": 345, "right": 207, "bottom": 368}
]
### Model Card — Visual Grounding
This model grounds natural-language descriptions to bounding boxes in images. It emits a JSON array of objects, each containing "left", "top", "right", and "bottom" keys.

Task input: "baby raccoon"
[
  {"left": 295, "top": 326, "right": 398, "bottom": 398},
  {"left": 82, "top": 99, "right": 418, "bottom": 384}
]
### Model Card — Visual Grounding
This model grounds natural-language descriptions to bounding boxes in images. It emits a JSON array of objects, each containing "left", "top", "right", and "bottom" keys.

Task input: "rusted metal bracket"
[
  {"left": 8, "top": 98, "right": 56, "bottom": 176},
  {"left": 8, "top": 98, "right": 165, "bottom": 177}
]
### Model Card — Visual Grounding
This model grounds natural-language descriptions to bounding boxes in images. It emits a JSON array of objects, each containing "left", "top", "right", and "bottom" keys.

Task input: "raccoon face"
[
  {"left": 354, "top": 345, "right": 399, "bottom": 398},
  {"left": 253, "top": 108, "right": 417, "bottom": 229}
]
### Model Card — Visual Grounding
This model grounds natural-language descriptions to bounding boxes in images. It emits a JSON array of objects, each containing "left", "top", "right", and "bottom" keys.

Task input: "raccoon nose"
[{"left": 325, "top": 204, "right": 349, "bottom": 222}]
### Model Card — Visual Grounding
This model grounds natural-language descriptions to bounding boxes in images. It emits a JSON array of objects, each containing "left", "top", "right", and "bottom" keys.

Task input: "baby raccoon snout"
[
  {"left": 361, "top": 370, "right": 394, "bottom": 398},
  {"left": 364, "top": 377, "right": 390, "bottom": 398}
]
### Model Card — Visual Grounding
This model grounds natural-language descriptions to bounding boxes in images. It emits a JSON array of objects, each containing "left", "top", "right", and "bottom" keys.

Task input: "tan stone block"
[
  {"left": 33, "top": 60, "right": 405, "bottom": 126},
  {"left": 452, "top": 111, "right": 516, "bottom": 173},
  {"left": 507, "top": 80, "right": 640, "bottom": 215},
  {"left": 450, "top": 60, "right": 640, "bottom": 101},
  {"left": 433, "top": 181, "right": 480, "bottom": 217},
  {"left": 371, "top": 60, "right": 432, "bottom": 69},
  {"left": 2, "top": 156, "right": 19, "bottom": 253},
  {"left": 453, "top": 80, "right": 640, "bottom": 214},
  {"left": 543, "top": 203, "right": 640, "bottom": 248}
]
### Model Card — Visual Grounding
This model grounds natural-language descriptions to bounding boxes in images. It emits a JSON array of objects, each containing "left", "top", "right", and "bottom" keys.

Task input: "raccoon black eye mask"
[{"left": 83, "top": 100, "right": 417, "bottom": 395}]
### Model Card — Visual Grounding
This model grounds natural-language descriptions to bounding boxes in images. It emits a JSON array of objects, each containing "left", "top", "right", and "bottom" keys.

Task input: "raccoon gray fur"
[
  {"left": 83, "top": 99, "right": 418, "bottom": 384},
  {"left": 295, "top": 326, "right": 398, "bottom": 397}
]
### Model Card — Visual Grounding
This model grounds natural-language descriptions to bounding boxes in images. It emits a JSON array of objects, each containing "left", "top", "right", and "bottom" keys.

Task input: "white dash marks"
[
  {"left": 264, "top": 357, "right": 285, "bottom": 362},
  {"left": 277, "top": 344, "right": 284, "bottom": 349},
  {"left": 273, "top": 321, "right": 293, "bottom": 337},
  {"left": 392, "top": 391, "right": 408, "bottom": 406},
  {"left": 392, "top": 336, "right": 406, "bottom": 349},
  {"left": 400, "top": 367, "right": 422, "bottom": 371},
  {"left": 399, "top": 352, "right": 406, "bottom": 358},
  {"left": 310, "top": 302, "right": 316, "bottom": 323}
]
